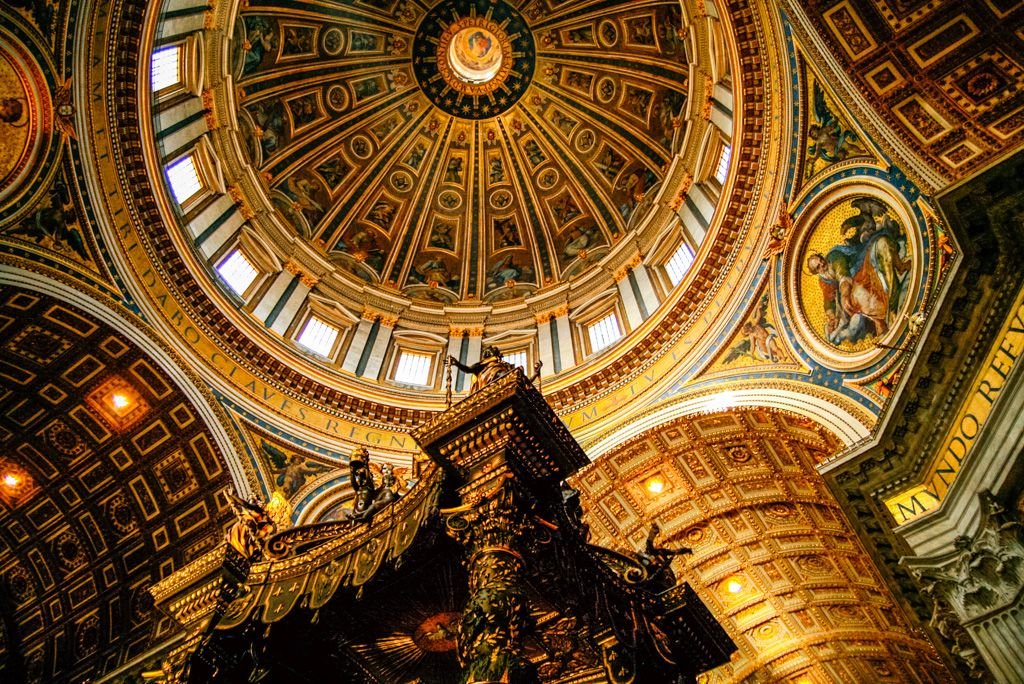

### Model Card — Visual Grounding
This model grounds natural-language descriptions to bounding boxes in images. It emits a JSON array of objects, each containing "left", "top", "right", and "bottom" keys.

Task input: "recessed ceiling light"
[
  {"left": 110, "top": 393, "right": 131, "bottom": 410},
  {"left": 2, "top": 473, "right": 20, "bottom": 488},
  {"left": 727, "top": 579, "right": 744, "bottom": 594}
]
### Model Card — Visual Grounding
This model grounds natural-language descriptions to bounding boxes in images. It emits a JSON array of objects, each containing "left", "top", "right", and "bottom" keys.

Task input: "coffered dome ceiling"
[{"left": 224, "top": 0, "right": 690, "bottom": 304}]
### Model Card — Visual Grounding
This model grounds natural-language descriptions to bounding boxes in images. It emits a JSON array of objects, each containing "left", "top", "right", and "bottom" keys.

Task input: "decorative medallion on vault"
[
  {"left": 788, "top": 187, "right": 921, "bottom": 370},
  {"left": 413, "top": 0, "right": 535, "bottom": 119}
]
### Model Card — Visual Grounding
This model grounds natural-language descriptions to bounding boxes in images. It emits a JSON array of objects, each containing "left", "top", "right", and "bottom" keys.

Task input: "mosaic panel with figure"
[{"left": 798, "top": 196, "right": 912, "bottom": 353}]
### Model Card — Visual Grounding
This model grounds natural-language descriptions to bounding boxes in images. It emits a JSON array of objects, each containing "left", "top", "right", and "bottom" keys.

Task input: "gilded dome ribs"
[
  {"left": 540, "top": 51, "right": 688, "bottom": 88},
  {"left": 517, "top": 105, "right": 621, "bottom": 248},
  {"left": 467, "top": 122, "right": 482, "bottom": 295},
  {"left": 494, "top": 116, "right": 556, "bottom": 289},
  {"left": 387, "top": 118, "right": 456, "bottom": 288},
  {"left": 241, "top": 1, "right": 417, "bottom": 31},
  {"left": 219, "top": 0, "right": 696, "bottom": 304},
  {"left": 302, "top": 101, "right": 426, "bottom": 247},
  {"left": 532, "top": 81, "right": 669, "bottom": 170},
  {"left": 238, "top": 58, "right": 409, "bottom": 99},
  {"left": 128, "top": 0, "right": 758, "bottom": 404},
  {"left": 529, "top": 0, "right": 675, "bottom": 30},
  {"left": 261, "top": 86, "right": 412, "bottom": 179}
]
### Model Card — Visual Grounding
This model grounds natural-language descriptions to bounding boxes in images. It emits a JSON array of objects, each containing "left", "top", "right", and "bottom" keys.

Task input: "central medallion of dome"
[
  {"left": 414, "top": 0, "right": 534, "bottom": 119},
  {"left": 448, "top": 25, "right": 503, "bottom": 85}
]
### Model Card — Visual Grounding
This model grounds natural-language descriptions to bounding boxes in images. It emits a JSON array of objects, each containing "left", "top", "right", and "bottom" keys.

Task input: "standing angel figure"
[
  {"left": 448, "top": 345, "right": 515, "bottom": 392},
  {"left": 342, "top": 447, "right": 411, "bottom": 524}
]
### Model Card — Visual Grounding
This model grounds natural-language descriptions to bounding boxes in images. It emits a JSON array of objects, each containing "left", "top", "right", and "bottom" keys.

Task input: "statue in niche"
[{"left": 341, "top": 447, "right": 409, "bottom": 524}]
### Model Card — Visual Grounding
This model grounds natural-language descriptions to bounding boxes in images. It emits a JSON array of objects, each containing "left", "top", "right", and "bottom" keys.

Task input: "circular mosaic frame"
[
  {"left": 0, "top": 22, "right": 57, "bottom": 222},
  {"left": 786, "top": 181, "right": 922, "bottom": 371},
  {"left": 413, "top": 0, "right": 535, "bottom": 120}
]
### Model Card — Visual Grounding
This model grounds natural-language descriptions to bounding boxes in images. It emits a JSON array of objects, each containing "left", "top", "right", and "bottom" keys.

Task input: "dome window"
[
  {"left": 297, "top": 316, "right": 340, "bottom": 358},
  {"left": 164, "top": 154, "right": 203, "bottom": 206},
  {"left": 151, "top": 45, "right": 182, "bottom": 92},
  {"left": 665, "top": 242, "right": 696, "bottom": 287},
  {"left": 503, "top": 349, "right": 528, "bottom": 371},
  {"left": 216, "top": 249, "right": 259, "bottom": 297},
  {"left": 588, "top": 312, "right": 622, "bottom": 353},
  {"left": 394, "top": 350, "right": 433, "bottom": 386},
  {"left": 714, "top": 144, "right": 732, "bottom": 185}
]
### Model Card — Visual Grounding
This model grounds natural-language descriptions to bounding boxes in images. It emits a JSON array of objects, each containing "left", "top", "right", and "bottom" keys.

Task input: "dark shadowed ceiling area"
[{"left": 0, "top": 289, "right": 233, "bottom": 683}]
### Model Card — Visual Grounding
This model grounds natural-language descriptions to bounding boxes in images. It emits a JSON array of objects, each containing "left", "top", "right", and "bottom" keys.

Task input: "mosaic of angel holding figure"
[
  {"left": 805, "top": 77, "right": 866, "bottom": 180},
  {"left": 800, "top": 197, "right": 912, "bottom": 352}
]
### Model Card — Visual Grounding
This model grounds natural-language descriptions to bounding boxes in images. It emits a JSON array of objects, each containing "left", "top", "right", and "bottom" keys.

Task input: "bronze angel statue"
[
  {"left": 225, "top": 489, "right": 277, "bottom": 560},
  {"left": 341, "top": 447, "right": 413, "bottom": 524}
]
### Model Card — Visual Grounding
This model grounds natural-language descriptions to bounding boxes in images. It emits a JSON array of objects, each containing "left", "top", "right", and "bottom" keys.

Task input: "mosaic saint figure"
[
  {"left": 429, "top": 221, "right": 455, "bottom": 249},
  {"left": 445, "top": 157, "right": 464, "bottom": 183},
  {"left": 488, "top": 254, "right": 521, "bottom": 287},
  {"left": 241, "top": 17, "right": 275, "bottom": 75},
  {"left": 806, "top": 197, "right": 910, "bottom": 346},
  {"left": 495, "top": 217, "right": 521, "bottom": 247},
  {"left": 467, "top": 30, "right": 492, "bottom": 58},
  {"left": 489, "top": 156, "right": 505, "bottom": 183}
]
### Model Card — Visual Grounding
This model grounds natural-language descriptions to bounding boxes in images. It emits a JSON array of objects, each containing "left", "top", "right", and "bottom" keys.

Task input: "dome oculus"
[
  {"left": 448, "top": 26, "right": 503, "bottom": 85},
  {"left": 413, "top": 0, "right": 535, "bottom": 119}
]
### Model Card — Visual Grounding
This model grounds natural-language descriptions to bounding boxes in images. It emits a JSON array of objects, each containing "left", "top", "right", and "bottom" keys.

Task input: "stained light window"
[
  {"left": 395, "top": 351, "right": 432, "bottom": 386},
  {"left": 715, "top": 144, "right": 732, "bottom": 184},
  {"left": 665, "top": 241, "right": 695, "bottom": 286},
  {"left": 588, "top": 312, "right": 621, "bottom": 353},
  {"left": 504, "top": 350, "right": 527, "bottom": 371},
  {"left": 297, "top": 316, "right": 339, "bottom": 357},
  {"left": 165, "top": 155, "right": 203, "bottom": 205},
  {"left": 151, "top": 45, "right": 182, "bottom": 91},
  {"left": 217, "top": 249, "right": 259, "bottom": 296}
]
